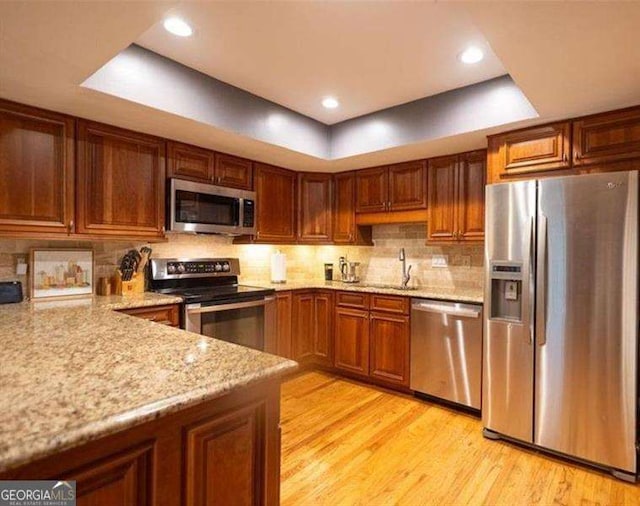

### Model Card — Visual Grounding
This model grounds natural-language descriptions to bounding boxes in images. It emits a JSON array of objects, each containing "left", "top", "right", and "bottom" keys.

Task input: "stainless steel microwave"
[{"left": 168, "top": 178, "right": 256, "bottom": 235}]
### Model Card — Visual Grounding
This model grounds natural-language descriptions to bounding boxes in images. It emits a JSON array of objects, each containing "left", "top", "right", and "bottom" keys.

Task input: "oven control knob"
[
  {"left": 214, "top": 263, "right": 222, "bottom": 272},
  {"left": 177, "top": 263, "right": 186, "bottom": 274},
  {"left": 167, "top": 264, "right": 176, "bottom": 274},
  {"left": 222, "top": 263, "right": 230, "bottom": 272}
]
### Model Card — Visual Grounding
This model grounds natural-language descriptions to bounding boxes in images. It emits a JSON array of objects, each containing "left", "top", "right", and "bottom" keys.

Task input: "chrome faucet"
[{"left": 399, "top": 248, "right": 412, "bottom": 289}]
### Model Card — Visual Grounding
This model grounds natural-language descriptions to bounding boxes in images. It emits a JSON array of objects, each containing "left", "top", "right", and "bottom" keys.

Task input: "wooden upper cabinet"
[
  {"left": 254, "top": 163, "right": 296, "bottom": 243},
  {"left": 369, "top": 312, "right": 410, "bottom": 388},
  {"left": 428, "top": 151, "right": 486, "bottom": 243},
  {"left": 297, "top": 172, "right": 333, "bottom": 243},
  {"left": 487, "top": 122, "right": 571, "bottom": 183},
  {"left": 427, "top": 155, "right": 458, "bottom": 242},
  {"left": 167, "top": 141, "right": 214, "bottom": 182},
  {"left": 334, "top": 307, "right": 370, "bottom": 378},
  {"left": 573, "top": 107, "right": 640, "bottom": 167},
  {"left": 214, "top": 153, "right": 253, "bottom": 190},
  {"left": 457, "top": 150, "right": 486, "bottom": 242},
  {"left": 355, "top": 167, "right": 388, "bottom": 213},
  {"left": 0, "top": 100, "right": 74, "bottom": 235},
  {"left": 333, "top": 172, "right": 372, "bottom": 245},
  {"left": 388, "top": 160, "right": 427, "bottom": 211},
  {"left": 76, "top": 121, "right": 165, "bottom": 238}
]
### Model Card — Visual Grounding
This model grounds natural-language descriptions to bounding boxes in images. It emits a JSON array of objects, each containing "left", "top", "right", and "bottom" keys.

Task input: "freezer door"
[
  {"left": 535, "top": 170, "right": 638, "bottom": 473},
  {"left": 483, "top": 180, "right": 537, "bottom": 442}
]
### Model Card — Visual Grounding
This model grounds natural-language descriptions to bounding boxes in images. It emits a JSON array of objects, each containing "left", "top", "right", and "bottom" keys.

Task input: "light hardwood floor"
[{"left": 280, "top": 371, "right": 640, "bottom": 506}]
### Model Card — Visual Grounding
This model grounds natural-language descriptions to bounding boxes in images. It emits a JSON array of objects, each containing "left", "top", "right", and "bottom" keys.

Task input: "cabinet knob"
[
  {"left": 562, "top": 153, "right": 568, "bottom": 162},
  {"left": 68, "top": 220, "right": 73, "bottom": 234}
]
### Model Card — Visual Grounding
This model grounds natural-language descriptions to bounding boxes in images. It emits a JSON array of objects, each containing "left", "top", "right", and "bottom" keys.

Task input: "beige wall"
[{"left": 0, "top": 224, "right": 483, "bottom": 297}]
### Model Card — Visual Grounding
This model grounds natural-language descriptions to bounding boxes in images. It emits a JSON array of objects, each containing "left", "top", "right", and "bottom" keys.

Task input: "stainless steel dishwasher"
[{"left": 410, "top": 299, "right": 483, "bottom": 410}]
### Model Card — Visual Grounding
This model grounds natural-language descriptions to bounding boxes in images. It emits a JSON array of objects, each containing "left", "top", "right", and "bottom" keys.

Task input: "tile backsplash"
[{"left": 0, "top": 224, "right": 483, "bottom": 297}]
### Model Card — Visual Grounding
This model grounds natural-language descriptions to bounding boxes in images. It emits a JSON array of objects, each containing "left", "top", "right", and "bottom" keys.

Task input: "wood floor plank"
[{"left": 280, "top": 371, "right": 640, "bottom": 506}]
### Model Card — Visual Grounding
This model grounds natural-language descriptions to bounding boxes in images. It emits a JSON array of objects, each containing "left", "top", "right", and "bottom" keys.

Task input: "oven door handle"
[{"left": 186, "top": 296, "right": 274, "bottom": 314}]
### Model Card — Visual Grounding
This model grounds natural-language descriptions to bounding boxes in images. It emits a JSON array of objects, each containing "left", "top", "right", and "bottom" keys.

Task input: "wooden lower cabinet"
[
  {"left": 117, "top": 304, "right": 180, "bottom": 327},
  {"left": 2, "top": 381, "right": 282, "bottom": 506},
  {"left": 369, "top": 312, "right": 410, "bottom": 387},
  {"left": 291, "top": 290, "right": 334, "bottom": 366},
  {"left": 334, "top": 307, "right": 370, "bottom": 378},
  {"left": 276, "top": 291, "right": 293, "bottom": 359}
]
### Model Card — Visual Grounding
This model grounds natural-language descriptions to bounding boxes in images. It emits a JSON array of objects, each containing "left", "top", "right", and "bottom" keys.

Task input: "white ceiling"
[
  {"left": 136, "top": 2, "right": 507, "bottom": 125},
  {"left": 1, "top": 2, "right": 639, "bottom": 172}
]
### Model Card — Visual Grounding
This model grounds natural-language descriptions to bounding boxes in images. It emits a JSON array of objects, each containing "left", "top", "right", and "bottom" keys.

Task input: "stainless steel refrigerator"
[{"left": 483, "top": 170, "right": 638, "bottom": 482}]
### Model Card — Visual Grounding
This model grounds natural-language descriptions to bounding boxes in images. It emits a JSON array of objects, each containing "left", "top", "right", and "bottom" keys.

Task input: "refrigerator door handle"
[
  {"left": 536, "top": 214, "right": 548, "bottom": 346},
  {"left": 526, "top": 216, "right": 535, "bottom": 345}
]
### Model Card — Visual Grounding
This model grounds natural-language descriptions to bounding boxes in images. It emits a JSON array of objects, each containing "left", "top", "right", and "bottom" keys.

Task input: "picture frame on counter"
[{"left": 30, "top": 248, "right": 94, "bottom": 300}]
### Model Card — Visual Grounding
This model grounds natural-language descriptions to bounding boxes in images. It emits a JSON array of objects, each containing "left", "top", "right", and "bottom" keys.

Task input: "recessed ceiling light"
[
  {"left": 322, "top": 97, "right": 339, "bottom": 109},
  {"left": 459, "top": 46, "right": 484, "bottom": 64},
  {"left": 163, "top": 17, "right": 193, "bottom": 37}
]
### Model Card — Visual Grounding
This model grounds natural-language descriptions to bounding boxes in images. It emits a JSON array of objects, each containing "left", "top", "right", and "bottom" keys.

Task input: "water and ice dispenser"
[{"left": 489, "top": 262, "right": 523, "bottom": 322}]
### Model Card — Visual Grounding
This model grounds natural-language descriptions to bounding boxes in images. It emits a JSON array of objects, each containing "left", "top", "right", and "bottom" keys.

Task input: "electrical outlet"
[
  {"left": 14, "top": 254, "right": 28, "bottom": 276},
  {"left": 461, "top": 255, "right": 471, "bottom": 267},
  {"left": 431, "top": 255, "right": 448, "bottom": 268}
]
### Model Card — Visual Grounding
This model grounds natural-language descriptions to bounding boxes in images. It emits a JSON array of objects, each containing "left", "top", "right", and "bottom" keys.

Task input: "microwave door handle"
[{"left": 187, "top": 297, "right": 272, "bottom": 314}]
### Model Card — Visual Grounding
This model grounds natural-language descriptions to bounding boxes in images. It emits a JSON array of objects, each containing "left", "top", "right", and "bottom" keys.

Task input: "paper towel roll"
[{"left": 270, "top": 251, "right": 287, "bottom": 283}]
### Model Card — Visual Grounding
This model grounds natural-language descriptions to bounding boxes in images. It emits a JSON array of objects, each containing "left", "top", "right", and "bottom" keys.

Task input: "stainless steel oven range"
[{"left": 149, "top": 258, "right": 275, "bottom": 352}]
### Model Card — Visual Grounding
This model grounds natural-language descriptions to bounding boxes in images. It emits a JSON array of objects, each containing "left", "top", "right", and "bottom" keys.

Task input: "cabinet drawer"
[
  {"left": 370, "top": 294, "right": 409, "bottom": 315},
  {"left": 336, "top": 291, "right": 370, "bottom": 310},
  {"left": 119, "top": 304, "right": 180, "bottom": 327}
]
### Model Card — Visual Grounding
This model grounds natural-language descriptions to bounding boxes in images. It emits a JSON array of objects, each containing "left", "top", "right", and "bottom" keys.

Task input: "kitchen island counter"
[{"left": 0, "top": 300, "right": 297, "bottom": 476}]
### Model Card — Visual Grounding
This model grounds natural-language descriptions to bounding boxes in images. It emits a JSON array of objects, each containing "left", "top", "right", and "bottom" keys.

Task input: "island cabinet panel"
[
  {"left": 292, "top": 291, "right": 315, "bottom": 362},
  {"left": 185, "top": 401, "right": 265, "bottom": 506},
  {"left": 76, "top": 120, "right": 165, "bottom": 238},
  {"left": 457, "top": 150, "right": 487, "bottom": 242},
  {"left": 0, "top": 99, "right": 75, "bottom": 235},
  {"left": 297, "top": 172, "right": 333, "bottom": 243},
  {"left": 388, "top": 160, "right": 428, "bottom": 211},
  {"left": 427, "top": 155, "right": 458, "bottom": 242},
  {"left": 334, "top": 307, "right": 370, "bottom": 378},
  {"left": 167, "top": 141, "right": 214, "bottom": 182},
  {"left": 487, "top": 122, "right": 571, "bottom": 183},
  {"left": 70, "top": 443, "right": 154, "bottom": 506},
  {"left": 369, "top": 312, "right": 411, "bottom": 387},
  {"left": 276, "top": 291, "right": 293, "bottom": 359},
  {"left": 0, "top": 381, "right": 282, "bottom": 506},
  {"left": 573, "top": 107, "right": 640, "bottom": 167},
  {"left": 254, "top": 163, "right": 297, "bottom": 243},
  {"left": 214, "top": 153, "right": 253, "bottom": 190},
  {"left": 355, "top": 167, "right": 388, "bottom": 213}
]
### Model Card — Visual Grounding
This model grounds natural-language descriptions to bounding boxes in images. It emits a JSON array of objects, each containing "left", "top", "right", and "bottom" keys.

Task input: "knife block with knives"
[{"left": 114, "top": 247, "right": 152, "bottom": 296}]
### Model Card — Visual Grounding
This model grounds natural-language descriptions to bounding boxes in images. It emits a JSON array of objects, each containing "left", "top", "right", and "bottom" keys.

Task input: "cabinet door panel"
[
  {"left": 573, "top": 108, "right": 640, "bottom": 166},
  {"left": 185, "top": 402, "right": 265, "bottom": 506},
  {"left": 313, "top": 291, "right": 334, "bottom": 366},
  {"left": 77, "top": 121, "right": 165, "bottom": 238},
  {"left": 457, "top": 150, "right": 486, "bottom": 242},
  {"left": 292, "top": 292, "right": 315, "bottom": 362},
  {"left": 334, "top": 307, "right": 369, "bottom": 377},
  {"left": 215, "top": 153, "right": 253, "bottom": 190},
  {"left": 333, "top": 172, "right": 355, "bottom": 244},
  {"left": 167, "top": 141, "right": 214, "bottom": 182},
  {"left": 276, "top": 291, "right": 293, "bottom": 359},
  {"left": 254, "top": 163, "right": 296, "bottom": 242},
  {"left": 370, "top": 312, "right": 410, "bottom": 387},
  {"left": 427, "top": 155, "right": 458, "bottom": 242},
  {"left": 388, "top": 160, "right": 427, "bottom": 211},
  {"left": 68, "top": 444, "right": 154, "bottom": 506},
  {"left": 355, "top": 167, "right": 388, "bottom": 213},
  {"left": 297, "top": 173, "right": 333, "bottom": 243},
  {"left": 0, "top": 100, "right": 74, "bottom": 234}
]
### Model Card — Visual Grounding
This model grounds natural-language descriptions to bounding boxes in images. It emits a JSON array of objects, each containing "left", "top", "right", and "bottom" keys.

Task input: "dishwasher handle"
[{"left": 411, "top": 302, "right": 481, "bottom": 318}]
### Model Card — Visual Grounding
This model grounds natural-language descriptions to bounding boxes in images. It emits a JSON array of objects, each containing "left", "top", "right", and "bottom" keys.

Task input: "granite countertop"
[
  {"left": 245, "top": 280, "right": 484, "bottom": 304},
  {"left": 0, "top": 301, "right": 297, "bottom": 473}
]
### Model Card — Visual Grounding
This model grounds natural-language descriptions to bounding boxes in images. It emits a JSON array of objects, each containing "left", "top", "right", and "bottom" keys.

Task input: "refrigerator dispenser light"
[{"left": 489, "top": 262, "right": 523, "bottom": 322}]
